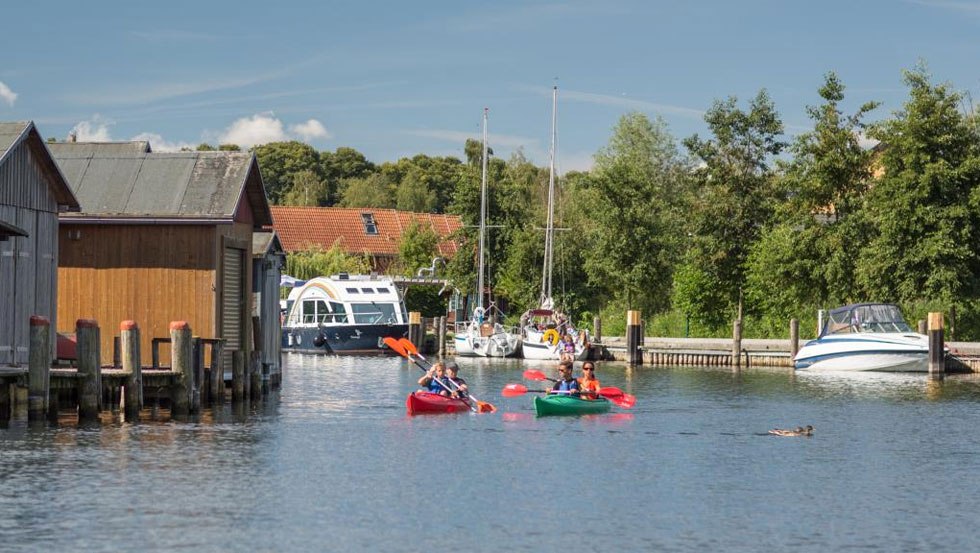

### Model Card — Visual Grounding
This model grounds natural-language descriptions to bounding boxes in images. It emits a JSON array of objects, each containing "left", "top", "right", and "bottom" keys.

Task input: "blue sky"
[{"left": 2, "top": 0, "right": 980, "bottom": 172}]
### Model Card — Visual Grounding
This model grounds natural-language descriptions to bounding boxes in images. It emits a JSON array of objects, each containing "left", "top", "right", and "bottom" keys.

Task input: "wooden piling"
[
  {"left": 593, "top": 316, "right": 602, "bottom": 344},
  {"left": 732, "top": 318, "right": 743, "bottom": 368},
  {"left": 918, "top": 319, "right": 927, "bottom": 335},
  {"left": 28, "top": 316, "right": 51, "bottom": 421},
  {"left": 790, "top": 318, "right": 800, "bottom": 362},
  {"left": 928, "top": 312, "right": 945, "bottom": 376},
  {"left": 408, "top": 311, "right": 422, "bottom": 348},
  {"left": 232, "top": 350, "right": 245, "bottom": 403},
  {"left": 192, "top": 338, "right": 204, "bottom": 411},
  {"left": 626, "top": 310, "right": 642, "bottom": 365},
  {"left": 211, "top": 341, "right": 224, "bottom": 404},
  {"left": 77, "top": 319, "right": 102, "bottom": 421},
  {"left": 437, "top": 316, "right": 447, "bottom": 356},
  {"left": 170, "top": 321, "right": 193, "bottom": 416},
  {"left": 0, "top": 382, "right": 9, "bottom": 423},
  {"left": 250, "top": 352, "right": 262, "bottom": 401},
  {"left": 121, "top": 321, "right": 143, "bottom": 421}
]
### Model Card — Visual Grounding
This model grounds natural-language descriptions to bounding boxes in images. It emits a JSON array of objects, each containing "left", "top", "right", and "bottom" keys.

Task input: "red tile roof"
[{"left": 270, "top": 206, "right": 463, "bottom": 258}]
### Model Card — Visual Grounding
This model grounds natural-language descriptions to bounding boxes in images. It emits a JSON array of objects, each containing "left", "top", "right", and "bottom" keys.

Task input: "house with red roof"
[{"left": 270, "top": 206, "right": 463, "bottom": 272}]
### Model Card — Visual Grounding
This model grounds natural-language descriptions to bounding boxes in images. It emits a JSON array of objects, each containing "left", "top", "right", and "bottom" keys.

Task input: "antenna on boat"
[
  {"left": 477, "top": 107, "right": 489, "bottom": 314},
  {"left": 540, "top": 86, "right": 558, "bottom": 307}
]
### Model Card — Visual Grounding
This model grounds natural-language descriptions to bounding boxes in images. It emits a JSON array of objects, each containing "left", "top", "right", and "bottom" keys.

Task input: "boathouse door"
[{"left": 222, "top": 246, "right": 246, "bottom": 369}]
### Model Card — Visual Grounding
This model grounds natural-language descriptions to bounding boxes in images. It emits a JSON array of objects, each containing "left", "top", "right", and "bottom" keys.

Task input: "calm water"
[{"left": 3, "top": 355, "right": 980, "bottom": 552}]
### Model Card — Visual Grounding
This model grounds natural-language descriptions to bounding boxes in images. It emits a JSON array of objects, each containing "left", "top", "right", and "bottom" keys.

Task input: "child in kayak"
[
  {"left": 577, "top": 362, "right": 601, "bottom": 400},
  {"left": 445, "top": 362, "right": 468, "bottom": 399},
  {"left": 418, "top": 362, "right": 449, "bottom": 396},
  {"left": 550, "top": 361, "right": 580, "bottom": 397}
]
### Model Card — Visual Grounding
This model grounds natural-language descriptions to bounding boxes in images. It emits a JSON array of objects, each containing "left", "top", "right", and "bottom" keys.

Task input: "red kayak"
[{"left": 406, "top": 391, "right": 472, "bottom": 415}]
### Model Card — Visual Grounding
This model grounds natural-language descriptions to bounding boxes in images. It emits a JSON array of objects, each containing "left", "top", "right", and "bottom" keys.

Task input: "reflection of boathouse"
[
  {"left": 49, "top": 142, "right": 277, "bottom": 373},
  {"left": 0, "top": 121, "right": 80, "bottom": 367}
]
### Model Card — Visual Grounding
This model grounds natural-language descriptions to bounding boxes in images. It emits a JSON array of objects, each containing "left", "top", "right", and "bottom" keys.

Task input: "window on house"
[{"left": 361, "top": 213, "right": 378, "bottom": 235}]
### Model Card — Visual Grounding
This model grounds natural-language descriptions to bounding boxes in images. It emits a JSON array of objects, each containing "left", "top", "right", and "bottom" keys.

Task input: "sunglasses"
[{"left": 583, "top": 366, "right": 594, "bottom": 371}]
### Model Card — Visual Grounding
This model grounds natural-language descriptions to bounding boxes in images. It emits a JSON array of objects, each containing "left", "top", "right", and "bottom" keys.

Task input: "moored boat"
[
  {"left": 794, "top": 303, "right": 934, "bottom": 372},
  {"left": 533, "top": 395, "right": 611, "bottom": 416},
  {"left": 406, "top": 391, "right": 472, "bottom": 415}
]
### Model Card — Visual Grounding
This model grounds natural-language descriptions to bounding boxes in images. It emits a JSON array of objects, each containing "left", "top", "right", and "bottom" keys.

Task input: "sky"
[{"left": 2, "top": 0, "right": 980, "bottom": 173}]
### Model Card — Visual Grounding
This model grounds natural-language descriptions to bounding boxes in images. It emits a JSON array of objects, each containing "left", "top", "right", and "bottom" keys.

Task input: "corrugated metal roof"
[
  {"left": 270, "top": 206, "right": 462, "bottom": 258},
  {"left": 50, "top": 147, "right": 272, "bottom": 224},
  {"left": 0, "top": 121, "right": 81, "bottom": 210}
]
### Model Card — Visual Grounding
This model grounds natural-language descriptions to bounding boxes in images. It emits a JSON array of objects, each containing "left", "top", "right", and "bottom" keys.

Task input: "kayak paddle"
[
  {"left": 501, "top": 383, "right": 634, "bottom": 408},
  {"left": 524, "top": 369, "right": 636, "bottom": 407}
]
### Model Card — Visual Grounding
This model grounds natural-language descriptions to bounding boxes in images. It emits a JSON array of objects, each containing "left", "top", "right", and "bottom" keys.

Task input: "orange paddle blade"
[
  {"left": 501, "top": 383, "right": 529, "bottom": 397},
  {"left": 476, "top": 401, "right": 497, "bottom": 413},
  {"left": 384, "top": 337, "right": 408, "bottom": 357},
  {"left": 399, "top": 338, "right": 420, "bottom": 355},
  {"left": 523, "top": 369, "right": 549, "bottom": 381}
]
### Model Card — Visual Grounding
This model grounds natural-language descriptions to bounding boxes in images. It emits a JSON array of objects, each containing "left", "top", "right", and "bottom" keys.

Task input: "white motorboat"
[
  {"left": 519, "top": 87, "right": 588, "bottom": 362},
  {"left": 794, "top": 303, "right": 932, "bottom": 372},
  {"left": 454, "top": 109, "right": 520, "bottom": 358}
]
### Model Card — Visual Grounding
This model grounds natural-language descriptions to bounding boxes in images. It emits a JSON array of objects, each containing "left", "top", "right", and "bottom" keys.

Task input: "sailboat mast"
[
  {"left": 477, "top": 107, "right": 488, "bottom": 312},
  {"left": 540, "top": 86, "right": 558, "bottom": 306}
]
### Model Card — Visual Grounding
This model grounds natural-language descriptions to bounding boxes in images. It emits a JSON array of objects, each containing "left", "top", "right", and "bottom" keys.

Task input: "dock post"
[
  {"left": 76, "top": 319, "right": 102, "bottom": 422},
  {"left": 211, "top": 342, "right": 224, "bottom": 403},
  {"left": 232, "top": 351, "right": 245, "bottom": 403},
  {"left": 790, "top": 318, "right": 799, "bottom": 365},
  {"left": 408, "top": 312, "right": 422, "bottom": 348},
  {"left": 170, "top": 321, "right": 193, "bottom": 416},
  {"left": 732, "top": 318, "right": 743, "bottom": 368},
  {"left": 28, "top": 316, "right": 51, "bottom": 421},
  {"left": 928, "top": 312, "right": 945, "bottom": 377},
  {"left": 437, "top": 316, "right": 447, "bottom": 356},
  {"left": 593, "top": 316, "right": 602, "bottom": 344},
  {"left": 192, "top": 338, "right": 203, "bottom": 411},
  {"left": 626, "top": 310, "right": 642, "bottom": 365},
  {"left": 250, "top": 352, "right": 262, "bottom": 401},
  {"left": 121, "top": 321, "right": 143, "bottom": 421},
  {"left": 0, "top": 381, "right": 9, "bottom": 424},
  {"left": 918, "top": 319, "right": 927, "bottom": 335}
]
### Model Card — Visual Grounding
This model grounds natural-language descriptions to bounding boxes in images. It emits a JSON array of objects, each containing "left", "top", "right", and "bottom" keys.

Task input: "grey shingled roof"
[
  {"left": 50, "top": 146, "right": 272, "bottom": 225},
  {"left": 0, "top": 121, "right": 81, "bottom": 210},
  {"left": 252, "top": 230, "right": 283, "bottom": 258},
  {"left": 47, "top": 141, "right": 151, "bottom": 156}
]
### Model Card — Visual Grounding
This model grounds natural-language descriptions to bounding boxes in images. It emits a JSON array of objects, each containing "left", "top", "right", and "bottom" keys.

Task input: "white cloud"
[
  {"left": 289, "top": 118, "right": 331, "bottom": 140},
  {"left": 71, "top": 116, "right": 114, "bottom": 141},
  {"left": 218, "top": 113, "right": 289, "bottom": 147},
  {"left": 130, "top": 132, "right": 196, "bottom": 152},
  {"left": 0, "top": 81, "right": 17, "bottom": 107}
]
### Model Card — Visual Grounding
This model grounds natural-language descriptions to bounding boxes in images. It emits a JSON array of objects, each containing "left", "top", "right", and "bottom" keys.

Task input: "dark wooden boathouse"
[
  {"left": 49, "top": 143, "right": 274, "bottom": 370},
  {"left": 0, "top": 121, "right": 80, "bottom": 367}
]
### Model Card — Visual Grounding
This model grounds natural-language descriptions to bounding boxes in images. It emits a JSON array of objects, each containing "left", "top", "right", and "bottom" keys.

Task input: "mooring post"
[
  {"left": 928, "top": 312, "right": 945, "bottom": 377},
  {"left": 76, "top": 319, "right": 102, "bottom": 421},
  {"left": 28, "top": 316, "right": 51, "bottom": 421},
  {"left": 408, "top": 311, "right": 421, "bottom": 348},
  {"left": 250, "top": 351, "right": 262, "bottom": 401},
  {"left": 593, "top": 316, "right": 602, "bottom": 344},
  {"left": 121, "top": 321, "right": 143, "bottom": 421},
  {"left": 232, "top": 350, "right": 245, "bottom": 403},
  {"left": 918, "top": 319, "right": 927, "bottom": 335},
  {"left": 211, "top": 341, "right": 224, "bottom": 404},
  {"left": 626, "top": 310, "right": 642, "bottom": 365},
  {"left": 437, "top": 316, "right": 446, "bottom": 356},
  {"left": 191, "top": 338, "right": 203, "bottom": 411},
  {"left": 170, "top": 321, "right": 193, "bottom": 416},
  {"left": 0, "top": 381, "right": 10, "bottom": 424},
  {"left": 732, "top": 318, "right": 743, "bottom": 368},
  {"left": 790, "top": 318, "right": 800, "bottom": 364}
]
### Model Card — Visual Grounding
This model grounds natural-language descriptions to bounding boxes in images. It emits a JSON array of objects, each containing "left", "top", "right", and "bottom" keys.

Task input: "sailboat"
[
  {"left": 520, "top": 87, "right": 589, "bottom": 361},
  {"left": 453, "top": 108, "right": 521, "bottom": 358}
]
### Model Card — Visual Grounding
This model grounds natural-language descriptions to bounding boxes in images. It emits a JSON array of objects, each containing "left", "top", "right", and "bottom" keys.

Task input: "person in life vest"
[
  {"left": 577, "top": 362, "right": 601, "bottom": 400},
  {"left": 444, "top": 362, "right": 468, "bottom": 399},
  {"left": 418, "top": 361, "right": 449, "bottom": 396},
  {"left": 559, "top": 333, "right": 576, "bottom": 362},
  {"left": 550, "top": 360, "right": 580, "bottom": 397}
]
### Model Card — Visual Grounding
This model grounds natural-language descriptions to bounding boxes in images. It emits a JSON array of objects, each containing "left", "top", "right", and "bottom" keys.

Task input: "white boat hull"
[
  {"left": 795, "top": 333, "right": 930, "bottom": 372},
  {"left": 520, "top": 339, "right": 588, "bottom": 361},
  {"left": 473, "top": 332, "right": 521, "bottom": 358},
  {"left": 454, "top": 335, "right": 476, "bottom": 357}
]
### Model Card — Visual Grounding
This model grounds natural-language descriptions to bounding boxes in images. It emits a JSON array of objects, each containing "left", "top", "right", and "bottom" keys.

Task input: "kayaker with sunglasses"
[
  {"left": 578, "top": 362, "right": 601, "bottom": 400},
  {"left": 550, "top": 361, "right": 581, "bottom": 397}
]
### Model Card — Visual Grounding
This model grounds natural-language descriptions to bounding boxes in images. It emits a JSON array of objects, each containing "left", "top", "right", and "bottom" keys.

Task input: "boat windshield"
[
  {"left": 824, "top": 304, "right": 913, "bottom": 335},
  {"left": 351, "top": 303, "right": 399, "bottom": 324}
]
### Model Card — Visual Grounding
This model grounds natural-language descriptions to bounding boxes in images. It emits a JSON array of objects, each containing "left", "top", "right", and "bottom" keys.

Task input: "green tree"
[
  {"left": 338, "top": 173, "right": 396, "bottom": 208},
  {"left": 396, "top": 220, "right": 440, "bottom": 276},
  {"left": 677, "top": 90, "right": 786, "bottom": 328},
  {"left": 281, "top": 170, "right": 330, "bottom": 206},
  {"left": 859, "top": 66, "right": 980, "bottom": 305},
  {"left": 253, "top": 141, "right": 322, "bottom": 204},
  {"left": 285, "top": 242, "right": 371, "bottom": 281},
  {"left": 581, "top": 113, "right": 689, "bottom": 316},
  {"left": 320, "top": 147, "right": 376, "bottom": 204}
]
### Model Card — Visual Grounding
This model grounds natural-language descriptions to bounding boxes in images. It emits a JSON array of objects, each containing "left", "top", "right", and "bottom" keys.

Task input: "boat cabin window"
[
  {"left": 329, "top": 302, "right": 348, "bottom": 323},
  {"left": 375, "top": 287, "right": 389, "bottom": 293},
  {"left": 361, "top": 288, "right": 374, "bottom": 293},
  {"left": 351, "top": 303, "right": 398, "bottom": 324},
  {"left": 346, "top": 287, "right": 359, "bottom": 293},
  {"left": 302, "top": 299, "right": 329, "bottom": 324},
  {"left": 825, "top": 304, "right": 913, "bottom": 335}
]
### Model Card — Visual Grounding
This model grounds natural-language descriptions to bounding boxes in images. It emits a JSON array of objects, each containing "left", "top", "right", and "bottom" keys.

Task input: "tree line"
[{"left": 244, "top": 66, "right": 980, "bottom": 340}]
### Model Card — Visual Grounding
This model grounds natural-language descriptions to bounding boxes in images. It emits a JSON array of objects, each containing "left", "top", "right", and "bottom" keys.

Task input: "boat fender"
[
  {"left": 542, "top": 329, "right": 560, "bottom": 345},
  {"left": 313, "top": 333, "right": 326, "bottom": 347}
]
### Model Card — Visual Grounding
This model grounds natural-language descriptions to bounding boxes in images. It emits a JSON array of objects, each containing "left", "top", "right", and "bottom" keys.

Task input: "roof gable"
[
  {"left": 0, "top": 121, "right": 80, "bottom": 210},
  {"left": 50, "top": 147, "right": 272, "bottom": 224}
]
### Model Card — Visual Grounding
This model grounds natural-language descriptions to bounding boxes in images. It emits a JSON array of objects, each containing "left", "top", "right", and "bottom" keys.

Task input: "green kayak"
[{"left": 533, "top": 395, "right": 612, "bottom": 416}]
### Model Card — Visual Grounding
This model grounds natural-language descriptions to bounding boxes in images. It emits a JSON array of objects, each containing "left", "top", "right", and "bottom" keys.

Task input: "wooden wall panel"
[{"left": 58, "top": 224, "right": 217, "bottom": 365}]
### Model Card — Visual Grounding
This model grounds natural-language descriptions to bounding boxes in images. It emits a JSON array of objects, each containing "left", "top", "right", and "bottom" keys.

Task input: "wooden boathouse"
[
  {"left": 252, "top": 230, "right": 285, "bottom": 376},
  {"left": 0, "top": 122, "right": 80, "bottom": 367},
  {"left": 48, "top": 143, "right": 275, "bottom": 373}
]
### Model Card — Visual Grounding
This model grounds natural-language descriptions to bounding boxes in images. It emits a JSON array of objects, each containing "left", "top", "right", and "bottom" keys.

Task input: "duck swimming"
[{"left": 769, "top": 425, "right": 813, "bottom": 437}]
